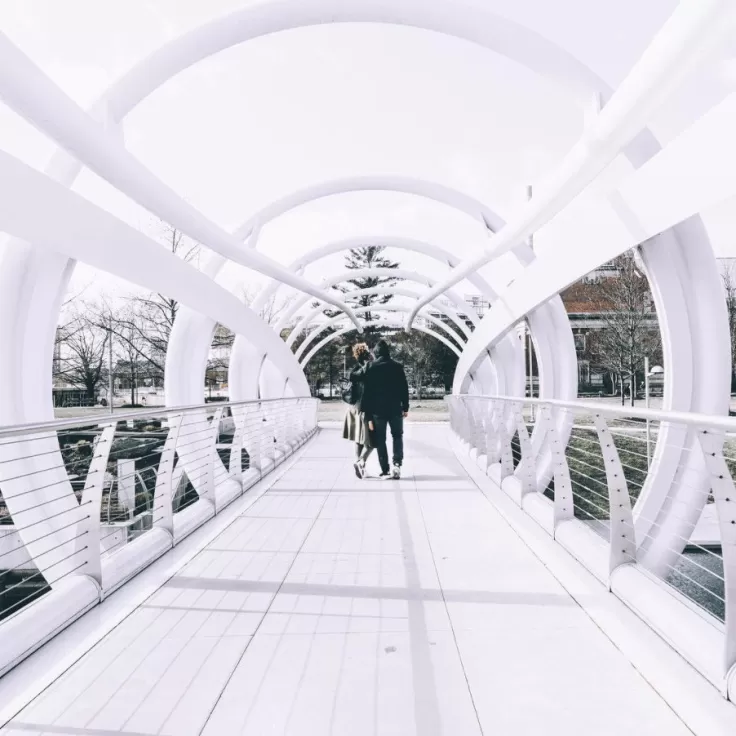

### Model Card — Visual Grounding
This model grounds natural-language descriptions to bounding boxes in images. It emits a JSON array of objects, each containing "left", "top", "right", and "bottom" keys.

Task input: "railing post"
[
  {"left": 460, "top": 398, "right": 475, "bottom": 449},
  {"left": 593, "top": 414, "right": 637, "bottom": 578},
  {"left": 202, "top": 408, "right": 223, "bottom": 511},
  {"left": 498, "top": 401, "right": 515, "bottom": 479},
  {"left": 263, "top": 404, "right": 276, "bottom": 467},
  {"left": 512, "top": 402, "right": 535, "bottom": 496},
  {"left": 451, "top": 398, "right": 465, "bottom": 444},
  {"left": 486, "top": 400, "right": 503, "bottom": 466},
  {"left": 541, "top": 406, "right": 574, "bottom": 528},
  {"left": 229, "top": 406, "right": 245, "bottom": 484},
  {"left": 697, "top": 428, "right": 736, "bottom": 677},
  {"left": 476, "top": 399, "right": 493, "bottom": 467},
  {"left": 458, "top": 398, "right": 471, "bottom": 449},
  {"left": 153, "top": 413, "right": 182, "bottom": 539},
  {"left": 270, "top": 404, "right": 279, "bottom": 457},
  {"left": 272, "top": 405, "right": 284, "bottom": 462},
  {"left": 291, "top": 399, "right": 302, "bottom": 444},
  {"left": 77, "top": 422, "right": 116, "bottom": 589},
  {"left": 311, "top": 398, "right": 319, "bottom": 432},
  {"left": 447, "top": 398, "right": 459, "bottom": 438},
  {"left": 287, "top": 399, "right": 298, "bottom": 447},
  {"left": 246, "top": 404, "right": 263, "bottom": 473},
  {"left": 466, "top": 399, "right": 483, "bottom": 460}
]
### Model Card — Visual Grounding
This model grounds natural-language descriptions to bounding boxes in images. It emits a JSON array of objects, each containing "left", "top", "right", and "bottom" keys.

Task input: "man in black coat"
[{"left": 361, "top": 339, "right": 409, "bottom": 479}]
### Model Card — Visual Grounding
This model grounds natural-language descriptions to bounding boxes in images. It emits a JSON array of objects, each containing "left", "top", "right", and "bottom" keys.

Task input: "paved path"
[{"left": 1, "top": 426, "right": 692, "bottom": 735}]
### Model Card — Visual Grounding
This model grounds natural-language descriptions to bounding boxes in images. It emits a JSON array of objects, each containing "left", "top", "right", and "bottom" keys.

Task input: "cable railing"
[
  {"left": 447, "top": 394, "right": 736, "bottom": 694},
  {"left": 0, "top": 396, "right": 318, "bottom": 676}
]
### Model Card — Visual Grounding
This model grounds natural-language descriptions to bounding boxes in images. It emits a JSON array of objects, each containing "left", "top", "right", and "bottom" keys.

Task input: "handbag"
[{"left": 340, "top": 377, "right": 352, "bottom": 404}]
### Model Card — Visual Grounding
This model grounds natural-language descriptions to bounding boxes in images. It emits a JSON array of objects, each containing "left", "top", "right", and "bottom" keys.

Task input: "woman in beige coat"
[{"left": 342, "top": 342, "right": 373, "bottom": 478}]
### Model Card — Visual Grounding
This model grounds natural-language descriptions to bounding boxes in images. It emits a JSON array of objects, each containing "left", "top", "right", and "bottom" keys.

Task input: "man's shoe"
[
  {"left": 391, "top": 464, "right": 401, "bottom": 480},
  {"left": 353, "top": 461, "right": 365, "bottom": 479},
  {"left": 379, "top": 470, "right": 391, "bottom": 479}
]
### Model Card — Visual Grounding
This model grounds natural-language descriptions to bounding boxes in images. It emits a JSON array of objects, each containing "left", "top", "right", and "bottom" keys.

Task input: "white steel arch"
[
  {"left": 234, "top": 177, "right": 521, "bottom": 266},
  {"left": 295, "top": 304, "right": 465, "bottom": 363},
  {"left": 289, "top": 286, "right": 471, "bottom": 347},
  {"left": 301, "top": 322, "right": 462, "bottom": 370},
  {"left": 273, "top": 234, "right": 500, "bottom": 348},
  {"left": 173, "top": 197, "right": 515, "bottom": 411},
  {"left": 250, "top": 233, "right": 500, "bottom": 319}
]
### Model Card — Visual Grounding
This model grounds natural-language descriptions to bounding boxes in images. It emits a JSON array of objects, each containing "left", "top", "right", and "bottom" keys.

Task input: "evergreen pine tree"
[{"left": 333, "top": 246, "right": 400, "bottom": 331}]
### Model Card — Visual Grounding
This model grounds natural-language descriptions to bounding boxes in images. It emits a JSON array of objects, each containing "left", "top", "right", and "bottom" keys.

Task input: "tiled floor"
[{"left": 1, "top": 426, "right": 691, "bottom": 735}]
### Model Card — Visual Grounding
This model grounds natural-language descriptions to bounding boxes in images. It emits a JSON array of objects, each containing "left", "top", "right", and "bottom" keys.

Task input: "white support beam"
[
  {"left": 406, "top": 0, "right": 736, "bottom": 328},
  {"left": 0, "top": 32, "right": 362, "bottom": 331},
  {"left": 0, "top": 149, "right": 308, "bottom": 390}
]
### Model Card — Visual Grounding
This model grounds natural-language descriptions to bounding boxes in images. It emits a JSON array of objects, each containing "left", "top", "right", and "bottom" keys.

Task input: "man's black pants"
[{"left": 373, "top": 414, "right": 404, "bottom": 474}]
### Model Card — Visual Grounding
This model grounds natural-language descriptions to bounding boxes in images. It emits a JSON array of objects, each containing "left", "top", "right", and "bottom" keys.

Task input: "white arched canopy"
[
  {"left": 0, "top": 0, "right": 731, "bottom": 618},
  {"left": 301, "top": 321, "right": 462, "bottom": 371},
  {"left": 295, "top": 304, "right": 465, "bottom": 363},
  {"left": 289, "top": 286, "right": 472, "bottom": 347}
]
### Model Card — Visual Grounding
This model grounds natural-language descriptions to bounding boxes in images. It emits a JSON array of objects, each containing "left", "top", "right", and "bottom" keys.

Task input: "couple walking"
[{"left": 342, "top": 338, "right": 409, "bottom": 480}]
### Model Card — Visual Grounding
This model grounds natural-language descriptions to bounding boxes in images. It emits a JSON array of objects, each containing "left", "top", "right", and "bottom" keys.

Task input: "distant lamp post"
[
  {"left": 341, "top": 345, "right": 348, "bottom": 380},
  {"left": 644, "top": 359, "right": 664, "bottom": 466}
]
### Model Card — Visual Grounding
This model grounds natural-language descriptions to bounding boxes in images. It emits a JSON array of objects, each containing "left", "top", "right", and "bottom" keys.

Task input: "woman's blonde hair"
[{"left": 352, "top": 342, "right": 370, "bottom": 362}]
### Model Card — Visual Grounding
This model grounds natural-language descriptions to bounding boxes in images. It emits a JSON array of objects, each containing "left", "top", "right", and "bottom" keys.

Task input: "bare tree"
[
  {"left": 240, "top": 284, "right": 296, "bottom": 326},
  {"left": 584, "top": 250, "right": 661, "bottom": 405},
  {"left": 54, "top": 284, "right": 94, "bottom": 386},
  {"left": 111, "top": 307, "right": 150, "bottom": 406},
  {"left": 722, "top": 260, "right": 736, "bottom": 392},
  {"left": 55, "top": 310, "right": 109, "bottom": 401},
  {"left": 90, "top": 224, "right": 200, "bottom": 379}
]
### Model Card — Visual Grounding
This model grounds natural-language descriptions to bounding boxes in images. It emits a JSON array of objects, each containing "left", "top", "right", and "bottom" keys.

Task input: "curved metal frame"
[
  {"left": 295, "top": 304, "right": 465, "bottom": 362},
  {"left": 289, "top": 285, "right": 473, "bottom": 347},
  {"left": 301, "top": 321, "right": 461, "bottom": 370}
]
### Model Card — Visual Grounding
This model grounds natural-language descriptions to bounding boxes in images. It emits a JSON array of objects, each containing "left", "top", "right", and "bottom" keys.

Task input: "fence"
[
  {"left": 447, "top": 394, "right": 736, "bottom": 699},
  {"left": 0, "top": 396, "right": 319, "bottom": 675}
]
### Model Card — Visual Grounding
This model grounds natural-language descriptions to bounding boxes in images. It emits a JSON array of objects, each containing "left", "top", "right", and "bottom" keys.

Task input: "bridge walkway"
[{"left": 0, "top": 426, "right": 695, "bottom": 735}]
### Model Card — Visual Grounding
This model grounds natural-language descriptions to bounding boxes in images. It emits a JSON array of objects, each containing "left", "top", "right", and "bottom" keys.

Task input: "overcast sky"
[{"left": 1, "top": 0, "right": 735, "bottom": 309}]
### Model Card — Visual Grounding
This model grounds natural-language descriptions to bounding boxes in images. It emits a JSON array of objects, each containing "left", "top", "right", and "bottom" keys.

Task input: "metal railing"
[
  {"left": 0, "top": 396, "right": 318, "bottom": 675},
  {"left": 448, "top": 394, "right": 736, "bottom": 694}
]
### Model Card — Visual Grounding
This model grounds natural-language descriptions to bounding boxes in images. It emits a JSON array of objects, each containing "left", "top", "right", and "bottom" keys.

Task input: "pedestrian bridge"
[
  {"left": 0, "top": 404, "right": 735, "bottom": 735},
  {"left": 2, "top": 0, "right": 736, "bottom": 733}
]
